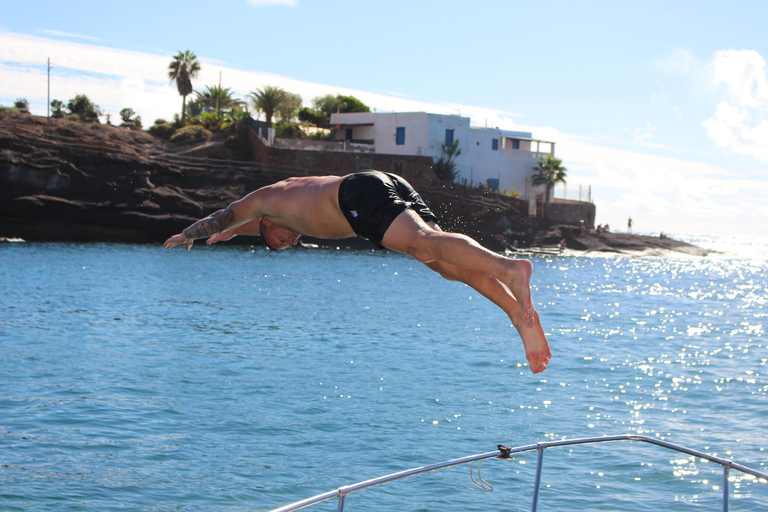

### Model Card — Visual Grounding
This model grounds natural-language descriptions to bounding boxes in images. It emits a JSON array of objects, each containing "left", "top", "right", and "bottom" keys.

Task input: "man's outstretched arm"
[
  {"left": 163, "top": 206, "right": 236, "bottom": 250},
  {"left": 164, "top": 189, "right": 268, "bottom": 250}
]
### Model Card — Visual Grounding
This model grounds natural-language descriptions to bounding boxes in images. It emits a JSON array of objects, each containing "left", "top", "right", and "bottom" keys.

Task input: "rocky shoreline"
[{"left": 0, "top": 112, "right": 709, "bottom": 256}]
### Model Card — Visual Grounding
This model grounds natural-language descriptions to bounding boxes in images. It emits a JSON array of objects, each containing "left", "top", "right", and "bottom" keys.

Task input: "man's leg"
[
  {"left": 382, "top": 210, "right": 536, "bottom": 327},
  {"left": 424, "top": 258, "right": 550, "bottom": 372},
  {"left": 415, "top": 222, "right": 550, "bottom": 373}
]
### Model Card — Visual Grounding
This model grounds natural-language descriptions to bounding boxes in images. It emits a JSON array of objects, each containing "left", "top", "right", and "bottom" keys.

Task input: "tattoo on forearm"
[{"left": 183, "top": 206, "right": 236, "bottom": 240}]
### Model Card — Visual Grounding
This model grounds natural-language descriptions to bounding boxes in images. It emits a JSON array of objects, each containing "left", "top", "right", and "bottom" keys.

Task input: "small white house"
[{"left": 330, "top": 112, "right": 555, "bottom": 200}]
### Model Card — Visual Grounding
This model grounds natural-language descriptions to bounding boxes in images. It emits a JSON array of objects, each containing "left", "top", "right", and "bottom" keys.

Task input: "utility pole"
[{"left": 47, "top": 58, "right": 51, "bottom": 119}]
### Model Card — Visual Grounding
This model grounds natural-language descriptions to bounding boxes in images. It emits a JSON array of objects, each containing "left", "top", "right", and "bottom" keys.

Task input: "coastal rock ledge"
[{"left": 1, "top": 112, "right": 707, "bottom": 256}]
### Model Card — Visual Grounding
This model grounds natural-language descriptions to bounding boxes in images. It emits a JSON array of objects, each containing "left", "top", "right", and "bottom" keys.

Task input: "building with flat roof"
[{"left": 330, "top": 111, "right": 555, "bottom": 200}]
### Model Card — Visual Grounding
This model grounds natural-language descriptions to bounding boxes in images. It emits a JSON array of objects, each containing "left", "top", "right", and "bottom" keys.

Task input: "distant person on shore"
[
  {"left": 559, "top": 238, "right": 567, "bottom": 252},
  {"left": 164, "top": 170, "right": 551, "bottom": 373},
  {"left": 628, "top": 217, "right": 633, "bottom": 234}
]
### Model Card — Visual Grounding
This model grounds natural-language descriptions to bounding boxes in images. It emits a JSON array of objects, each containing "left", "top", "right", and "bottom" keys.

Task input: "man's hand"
[
  {"left": 206, "top": 230, "right": 236, "bottom": 245},
  {"left": 163, "top": 233, "right": 194, "bottom": 251}
]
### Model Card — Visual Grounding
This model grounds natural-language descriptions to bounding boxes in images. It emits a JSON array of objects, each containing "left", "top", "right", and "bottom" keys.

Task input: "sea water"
[{"left": 1, "top": 235, "right": 766, "bottom": 512}]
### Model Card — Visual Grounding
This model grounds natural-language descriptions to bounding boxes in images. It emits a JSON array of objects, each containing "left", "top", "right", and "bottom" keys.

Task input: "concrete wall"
[
  {"left": 544, "top": 200, "right": 596, "bottom": 229},
  {"left": 273, "top": 138, "right": 374, "bottom": 153},
  {"left": 248, "top": 127, "right": 435, "bottom": 185}
]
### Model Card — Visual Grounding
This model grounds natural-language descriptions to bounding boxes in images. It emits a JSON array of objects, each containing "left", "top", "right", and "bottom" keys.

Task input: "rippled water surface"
[{"left": 1, "top": 235, "right": 766, "bottom": 511}]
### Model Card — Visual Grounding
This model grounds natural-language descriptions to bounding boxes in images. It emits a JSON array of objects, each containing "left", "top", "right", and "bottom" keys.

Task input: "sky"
[{"left": 1, "top": 0, "right": 767, "bottom": 236}]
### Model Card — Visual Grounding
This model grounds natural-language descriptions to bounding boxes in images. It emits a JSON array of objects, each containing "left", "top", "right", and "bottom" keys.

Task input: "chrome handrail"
[{"left": 264, "top": 435, "right": 768, "bottom": 512}]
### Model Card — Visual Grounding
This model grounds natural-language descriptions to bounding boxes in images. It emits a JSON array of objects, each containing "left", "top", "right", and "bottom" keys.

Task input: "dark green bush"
[
  {"left": 298, "top": 107, "right": 326, "bottom": 126},
  {"left": 169, "top": 125, "right": 211, "bottom": 144},
  {"left": 67, "top": 94, "right": 101, "bottom": 119},
  {"left": 148, "top": 122, "right": 175, "bottom": 140},
  {"left": 275, "top": 121, "right": 303, "bottom": 139}
]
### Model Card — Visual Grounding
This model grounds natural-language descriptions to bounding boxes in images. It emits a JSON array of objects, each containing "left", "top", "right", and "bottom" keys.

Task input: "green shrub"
[
  {"left": 199, "top": 111, "right": 220, "bottom": 131},
  {"left": 148, "top": 122, "right": 176, "bottom": 140},
  {"left": 120, "top": 108, "right": 136, "bottom": 123},
  {"left": 14, "top": 98, "right": 30, "bottom": 109},
  {"left": 275, "top": 121, "right": 302, "bottom": 139},
  {"left": 298, "top": 107, "right": 326, "bottom": 126},
  {"left": 67, "top": 94, "right": 101, "bottom": 119},
  {"left": 305, "top": 128, "right": 333, "bottom": 141},
  {"left": 170, "top": 125, "right": 212, "bottom": 144}
]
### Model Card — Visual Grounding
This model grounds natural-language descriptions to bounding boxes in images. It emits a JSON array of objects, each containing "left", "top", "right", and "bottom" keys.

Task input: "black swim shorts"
[{"left": 337, "top": 170, "right": 438, "bottom": 248}]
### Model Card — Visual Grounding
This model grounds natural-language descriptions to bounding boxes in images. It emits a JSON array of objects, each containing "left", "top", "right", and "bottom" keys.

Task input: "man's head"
[{"left": 259, "top": 217, "right": 301, "bottom": 251}]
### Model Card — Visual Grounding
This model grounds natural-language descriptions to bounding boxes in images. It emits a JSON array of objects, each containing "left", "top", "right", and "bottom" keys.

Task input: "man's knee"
[
  {"left": 404, "top": 230, "right": 443, "bottom": 263},
  {"left": 425, "top": 260, "right": 458, "bottom": 281}
]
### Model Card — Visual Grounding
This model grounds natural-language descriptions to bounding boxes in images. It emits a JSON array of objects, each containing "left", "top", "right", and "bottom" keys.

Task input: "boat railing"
[{"left": 264, "top": 434, "right": 768, "bottom": 512}]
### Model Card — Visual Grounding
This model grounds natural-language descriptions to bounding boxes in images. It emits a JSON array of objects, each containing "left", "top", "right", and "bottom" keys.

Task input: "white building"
[{"left": 330, "top": 112, "right": 555, "bottom": 200}]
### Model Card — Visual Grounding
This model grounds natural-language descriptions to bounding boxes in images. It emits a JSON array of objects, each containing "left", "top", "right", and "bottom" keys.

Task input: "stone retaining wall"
[{"left": 544, "top": 201, "right": 596, "bottom": 229}]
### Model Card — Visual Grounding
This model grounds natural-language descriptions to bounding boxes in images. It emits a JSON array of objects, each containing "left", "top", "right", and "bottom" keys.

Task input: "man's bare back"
[
  {"left": 248, "top": 175, "right": 354, "bottom": 239},
  {"left": 164, "top": 171, "right": 551, "bottom": 373}
]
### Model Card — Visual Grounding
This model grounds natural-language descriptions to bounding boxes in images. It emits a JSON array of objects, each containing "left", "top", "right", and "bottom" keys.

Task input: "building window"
[
  {"left": 396, "top": 127, "right": 405, "bottom": 145},
  {"left": 512, "top": 139, "right": 520, "bottom": 150},
  {"left": 445, "top": 129, "right": 454, "bottom": 146},
  {"left": 492, "top": 138, "right": 499, "bottom": 150}
]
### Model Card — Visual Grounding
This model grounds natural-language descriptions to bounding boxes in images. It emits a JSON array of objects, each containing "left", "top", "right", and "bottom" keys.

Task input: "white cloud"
[
  {"left": 656, "top": 48, "right": 699, "bottom": 75},
  {"left": 629, "top": 122, "right": 658, "bottom": 142},
  {"left": 38, "top": 30, "right": 100, "bottom": 42},
  {"left": 702, "top": 50, "right": 768, "bottom": 162},
  {"left": 710, "top": 50, "right": 768, "bottom": 107}
]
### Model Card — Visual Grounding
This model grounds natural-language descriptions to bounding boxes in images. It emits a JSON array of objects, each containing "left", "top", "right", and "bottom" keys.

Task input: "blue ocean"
[{"left": 1, "top": 234, "right": 766, "bottom": 511}]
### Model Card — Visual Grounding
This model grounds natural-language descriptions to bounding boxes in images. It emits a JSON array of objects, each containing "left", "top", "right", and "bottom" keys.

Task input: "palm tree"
[
  {"left": 432, "top": 139, "right": 462, "bottom": 182},
  {"left": 531, "top": 154, "right": 567, "bottom": 203},
  {"left": 168, "top": 50, "right": 201, "bottom": 125},
  {"left": 195, "top": 84, "right": 239, "bottom": 118},
  {"left": 276, "top": 92, "right": 302, "bottom": 123},
  {"left": 247, "top": 85, "right": 288, "bottom": 127}
]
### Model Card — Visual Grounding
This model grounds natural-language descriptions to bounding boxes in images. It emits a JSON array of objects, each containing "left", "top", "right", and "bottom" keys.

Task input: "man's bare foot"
[
  {"left": 505, "top": 258, "right": 535, "bottom": 328},
  {"left": 513, "top": 309, "right": 551, "bottom": 374}
]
